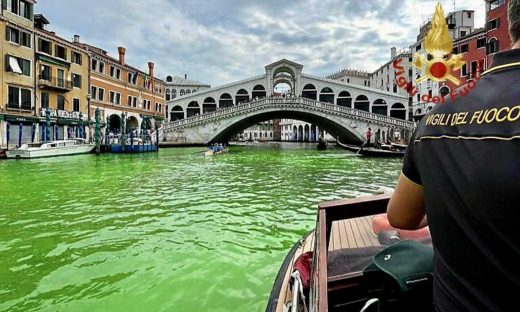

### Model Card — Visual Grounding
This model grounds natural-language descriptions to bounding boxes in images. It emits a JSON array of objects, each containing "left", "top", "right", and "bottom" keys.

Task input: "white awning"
[{"left": 9, "top": 56, "right": 22, "bottom": 74}]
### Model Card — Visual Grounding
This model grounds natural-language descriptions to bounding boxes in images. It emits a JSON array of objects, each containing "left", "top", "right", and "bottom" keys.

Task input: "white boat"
[{"left": 6, "top": 139, "right": 95, "bottom": 159}]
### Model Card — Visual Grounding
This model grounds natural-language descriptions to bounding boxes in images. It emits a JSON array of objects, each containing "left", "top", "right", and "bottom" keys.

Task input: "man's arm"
[{"left": 387, "top": 173, "right": 427, "bottom": 230}]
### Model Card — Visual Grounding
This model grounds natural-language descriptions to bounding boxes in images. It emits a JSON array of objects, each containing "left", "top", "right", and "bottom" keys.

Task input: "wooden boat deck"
[
  {"left": 329, "top": 216, "right": 380, "bottom": 251},
  {"left": 273, "top": 216, "right": 379, "bottom": 312}
]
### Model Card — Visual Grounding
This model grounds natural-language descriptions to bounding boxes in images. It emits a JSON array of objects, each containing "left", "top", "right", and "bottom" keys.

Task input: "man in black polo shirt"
[{"left": 387, "top": 1, "right": 520, "bottom": 311}]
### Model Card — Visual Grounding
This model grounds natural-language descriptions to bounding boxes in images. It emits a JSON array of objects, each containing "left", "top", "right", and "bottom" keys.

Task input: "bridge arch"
[
  {"left": 252, "top": 85, "right": 266, "bottom": 99},
  {"left": 170, "top": 105, "right": 184, "bottom": 121},
  {"left": 319, "top": 87, "right": 334, "bottom": 104},
  {"left": 354, "top": 95, "right": 370, "bottom": 112},
  {"left": 187, "top": 101, "right": 200, "bottom": 118},
  {"left": 292, "top": 126, "right": 297, "bottom": 141},
  {"left": 302, "top": 84, "right": 317, "bottom": 100},
  {"left": 390, "top": 103, "right": 406, "bottom": 120},
  {"left": 235, "top": 89, "right": 249, "bottom": 104},
  {"left": 219, "top": 93, "right": 233, "bottom": 108},
  {"left": 203, "top": 97, "right": 217, "bottom": 113},
  {"left": 372, "top": 99, "right": 388, "bottom": 116},
  {"left": 337, "top": 91, "right": 352, "bottom": 108},
  {"left": 205, "top": 107, "right": 364, "bottom": 144}
]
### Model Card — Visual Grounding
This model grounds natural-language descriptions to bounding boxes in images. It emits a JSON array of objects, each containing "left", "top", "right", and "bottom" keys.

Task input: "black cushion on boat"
[{"left": 327, "top": 246, "right": 384, "bottom": 278}]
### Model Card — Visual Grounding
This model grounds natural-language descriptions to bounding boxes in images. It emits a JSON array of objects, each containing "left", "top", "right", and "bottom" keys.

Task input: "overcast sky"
[{"left": 37, "top": 0, "right": 485, "bottom": 86}]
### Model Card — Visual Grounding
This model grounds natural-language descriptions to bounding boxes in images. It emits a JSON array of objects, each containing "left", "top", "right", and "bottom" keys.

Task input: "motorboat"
[
  {"left": 6, "top": 139, "right": 95, "bottom": 159},
  {"left": 266, "top": 194, "right": 434, "bottom": 312}
]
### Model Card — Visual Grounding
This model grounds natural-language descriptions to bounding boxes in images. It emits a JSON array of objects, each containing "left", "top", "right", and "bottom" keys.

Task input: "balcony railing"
[{"left": 38, "top": 75, "right": 73, "bottom": 91}]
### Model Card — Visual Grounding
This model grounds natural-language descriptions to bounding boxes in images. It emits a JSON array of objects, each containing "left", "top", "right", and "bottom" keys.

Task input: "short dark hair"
[{"left": 509, "top": 0, "right": 520, "bottom": 44}]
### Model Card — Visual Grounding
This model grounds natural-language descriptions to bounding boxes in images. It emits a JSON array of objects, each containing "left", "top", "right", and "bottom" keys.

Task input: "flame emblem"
[{"left": 413, "top": 3, "right": 465, "bottom": 85}]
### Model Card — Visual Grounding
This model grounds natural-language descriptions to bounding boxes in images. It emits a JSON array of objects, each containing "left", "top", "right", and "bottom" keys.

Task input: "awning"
[
  {"left": 37, "top": 54, "right": 71, "bottom": 68},
  {"left": 9, "top": 56, "right": 22, "bottom": 74},
  {"left": 57, "top": 118, "right": 82, "bottom": 125},
  {"left": 4, "top": 115, "right": 42, "bottom": 123}
]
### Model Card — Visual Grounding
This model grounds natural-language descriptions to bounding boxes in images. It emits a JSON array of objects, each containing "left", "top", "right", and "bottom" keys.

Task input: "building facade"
[
  {"left": 486, "top": 0, "right": 511, "bottom": 65},
  {"left": 0, "top": 0, "right": 36, "bottom": 147},
  {"left": 75, "top": 41, "right": 165, "bottom": 138},
  {"left": 165, "top": 75, "right": 210, "bottom": 101},
  {"left": 33, "top": 14, "right": 90, "bottom": 141}
]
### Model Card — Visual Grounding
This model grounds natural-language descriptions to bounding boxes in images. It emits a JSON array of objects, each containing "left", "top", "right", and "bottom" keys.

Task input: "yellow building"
[
  {"left": 33, "top": 14, "right": 90, "bottom": 141},
  {"left": 0, "top": 0, "right": 37, "bottom": 148}
]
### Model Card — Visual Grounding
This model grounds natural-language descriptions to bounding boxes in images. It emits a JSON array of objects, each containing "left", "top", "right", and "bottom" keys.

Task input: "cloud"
[{"left": 37, "top": 0, "right": 485, "bottom": 87}]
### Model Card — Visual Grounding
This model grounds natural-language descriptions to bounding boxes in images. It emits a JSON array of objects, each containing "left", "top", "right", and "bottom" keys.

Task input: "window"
[
  {"left": 172, "top": 89, "right": 177, "bottom": 99},
  {"left": 471, "top": 61, "right": 478, "bottom": 77},
  {"left": 91, "top": 86, "right": 97, "bottom": 99},
  {"left": 127, "top": 72, "right": 132, "bottom": 83},
  {"left": 109, "top": 91, "right": 120, "bottom": 105},
  {"left": 73, "top": 98, "right": 80, "bottom": 112},
  {"left": 5, "top": 0, "right": 33, "bottom": 19},
  {"left": 6, "top": 27, "right": 20, "bottom": 45},
  {"left": 132, "top": 97, "right": 137, "bottom": 107},
  {"left": 477, "top": 38, "right": 486, "bottom": 48},
  {"left": 39, "top": 38, "right": 52, "bottom": 54},
  {"left": 6, "top": 55, "right": 30, "bottom": 76},
  {"left": 18, "top": 0, "right": 32, "bottom": 19},
  {"left": 116, "top": 68, "right": 121, "bottom": 80},
  {"left": 487, "top": 18, "right": 500, "bottom": 30},
  {"left": 128, "top": 96, "right": 132, "bottom": 106},
  {"left": 55, "top": 45, "right": 67, "bottom": 60},
  {"left": 460, "top": 44, "right": 469, "bottom": 53},
  {"left": 40, "top": 64, "right": 51, "bottom": 80},
  {"left": 91, "top": 59, "right": 97, "bottom": 71},
  {"left": 461, "top": 64, "right": 468, "bottom": 76},
  {"left": 72, "top": 52, "right": 82, "bottom": 65},
  {"left": 110, "top": 65, "right": 115, "bottom": 77},
  {"left": 57, "top": 95, "right": 65, "bottom": 110},
  {"left": 99, "top": 62, "right": 105, "bottom": 74},
  {"left": 41, "top": 92, "right": 49, "bottom": 108},
  {"left": 488, "top": 38, "right": 499, "bottom": 54},
  {"left": 98, "top": 88, "right": 104, "bottom": 101},
  {"left": 8, "top": 86, "right": 19, "bottom": 108},
  {"left": 460, "top": 31, "right": 466, "bottom": 37},
  {"left": 490, "top": 0, "right": 505, "bottom": 10},
  {"left": 72, "top": 73, "right": 82, "bottom": 88},
  {"left": 416, "top": 43, "right": 421, "bottom": 51},
  {"left": 467, "top": 12, "right": 472, "bottom": 19}
]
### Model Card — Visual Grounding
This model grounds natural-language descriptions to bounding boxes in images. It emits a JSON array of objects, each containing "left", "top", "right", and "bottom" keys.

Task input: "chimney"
[
  {"left": 73, "top": 35, "right": 80, "bottom": 43},
  {"left": 118, "top": 47, "right": 126, "bottom": 66},
  {"left": 148, "top": 62, "right": 155, "bottom": 79},
  {"left": 391, "top": 47, "right": 397, "bottom": 60},
  {"left": 184, "top": 73, "right": 187, "bottom": 79}
]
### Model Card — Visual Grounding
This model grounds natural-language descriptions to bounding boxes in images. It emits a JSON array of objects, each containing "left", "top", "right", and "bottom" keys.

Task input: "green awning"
[
  {"left": 4, "top": 115, "right": 41, "bottom": 123},
  {"left": 57, "top": 118, "right": 82, "bottom": 125},
  {"left": 37, "top": 54, "right": 71, "bottom": 68}
]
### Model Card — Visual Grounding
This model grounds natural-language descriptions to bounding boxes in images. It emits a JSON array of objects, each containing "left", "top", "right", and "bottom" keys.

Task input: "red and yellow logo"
[{"left": 413, "top": 3, "right": 465, "bottom": 85}]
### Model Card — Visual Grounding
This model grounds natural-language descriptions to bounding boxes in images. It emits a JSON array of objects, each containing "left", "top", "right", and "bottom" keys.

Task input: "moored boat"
[
  {"left": 267, "top": 194, "right": 434, "bottom": 312},
  {"left": 6, "top": 139, "right": 95, "bottom": 159},
  {"left": 390, "top": 142, "right": 407, "bottom": 150}
]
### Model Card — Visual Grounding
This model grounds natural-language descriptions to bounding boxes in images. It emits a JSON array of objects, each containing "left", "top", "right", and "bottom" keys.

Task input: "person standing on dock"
[{"left": 388, "top": 2, "right": 520, "bottom": 311}]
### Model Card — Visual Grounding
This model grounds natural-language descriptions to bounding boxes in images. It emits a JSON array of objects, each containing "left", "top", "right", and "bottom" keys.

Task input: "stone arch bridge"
[
  {"left": 161, "top": 59, "right": 414, "bottom": 144},
  {"left": 160, "top": 97, "right": 414, "bottom": 144}
]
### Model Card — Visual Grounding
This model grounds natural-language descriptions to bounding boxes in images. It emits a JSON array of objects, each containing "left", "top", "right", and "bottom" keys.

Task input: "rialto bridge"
[{"left": 161, "top": 59, "right": 414, "bottom": 144}]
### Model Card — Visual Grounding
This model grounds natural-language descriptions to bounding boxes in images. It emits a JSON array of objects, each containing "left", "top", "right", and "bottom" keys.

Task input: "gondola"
[
  {"left": 266, "top": 194, "right": 434, "bottom": 312},
  {"left": 337, "top": 141, "right": 405, "bottom": 158},
  {"left": 317, "top": 138, "right": 328, "bottom": 150}
]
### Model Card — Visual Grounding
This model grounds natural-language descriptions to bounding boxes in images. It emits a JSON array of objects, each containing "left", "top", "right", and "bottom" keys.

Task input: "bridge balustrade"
[{"left": 163, "top": 97, "right": 413, "bottom": 133}]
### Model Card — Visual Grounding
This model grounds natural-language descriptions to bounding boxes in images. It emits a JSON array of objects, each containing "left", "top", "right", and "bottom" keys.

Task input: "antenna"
[{"left": 453, "top": 0, "right": 456, "bottom": 11}]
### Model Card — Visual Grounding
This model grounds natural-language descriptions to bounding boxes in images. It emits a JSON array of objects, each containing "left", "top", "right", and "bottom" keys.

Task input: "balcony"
[{"left": 38, "top": 75, "right": 73, "bottom": 92}]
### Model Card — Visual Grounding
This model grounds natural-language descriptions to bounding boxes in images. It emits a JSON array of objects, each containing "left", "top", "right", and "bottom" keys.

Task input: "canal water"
[{"left": 0, "top": 143, "right": 402, "bottom": 312}]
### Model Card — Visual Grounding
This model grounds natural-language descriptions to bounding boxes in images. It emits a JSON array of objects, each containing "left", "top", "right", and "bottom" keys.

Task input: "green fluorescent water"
[{"left": 0, "top": 144, "right": 402, "bottom": 312}]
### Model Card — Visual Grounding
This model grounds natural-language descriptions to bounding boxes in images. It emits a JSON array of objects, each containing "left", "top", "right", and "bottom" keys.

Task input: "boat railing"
[
  {"left": 105, "top": 133, "right": 156, "bottom": 145},
  {"left": 312, "top": 194, "right": 391, "bottom": 312}
]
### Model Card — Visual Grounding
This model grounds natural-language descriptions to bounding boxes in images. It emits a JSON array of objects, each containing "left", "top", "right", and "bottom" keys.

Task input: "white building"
[{"left": 165, "top": 75, "right": 210, "bottom": 101}]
